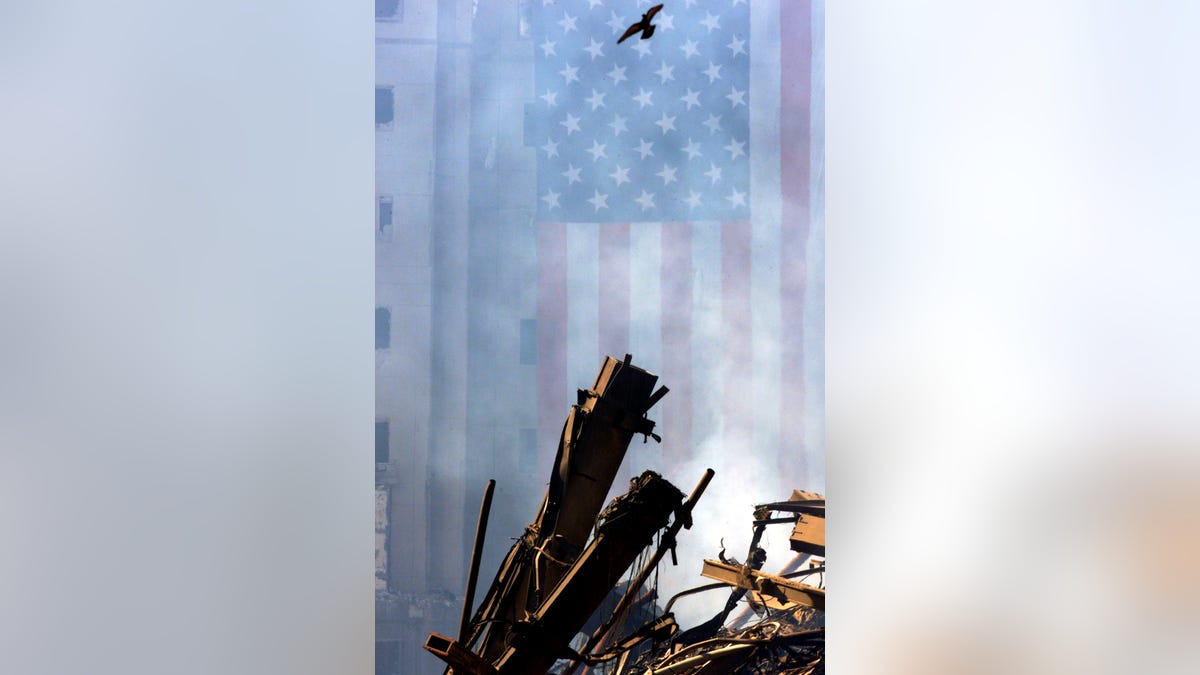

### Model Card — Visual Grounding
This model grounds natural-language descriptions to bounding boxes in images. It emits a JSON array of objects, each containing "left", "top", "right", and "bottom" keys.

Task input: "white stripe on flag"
[
  {"left": 567, "top": 222, "right": 600, "bottom": 395},
  {"left": 751, "top": 0, "right": 783, "bottom": 463},
  {"left": 691, "top": 221, "right": 723, "bottom": 452},
  {"left": 629, "top": 222, "right": 663, "bottom": 377},
  {"left": 626, "top": 221, "right": 663, "bottom": 481}
]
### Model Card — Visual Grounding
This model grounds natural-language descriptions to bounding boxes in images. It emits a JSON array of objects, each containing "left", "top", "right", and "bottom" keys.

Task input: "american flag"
[{"left": 528, "top": 0, "right": 822, "bottom": 491}]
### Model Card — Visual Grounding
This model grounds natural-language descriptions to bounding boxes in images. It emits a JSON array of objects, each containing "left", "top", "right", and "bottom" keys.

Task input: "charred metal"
[{"left": 424, "top": 356, "right": 825, "bottom": 674}]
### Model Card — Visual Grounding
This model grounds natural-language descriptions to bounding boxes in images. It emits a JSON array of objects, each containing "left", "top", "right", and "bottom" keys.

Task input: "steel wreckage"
[{"left": 424, "top": 355, "right": 825, "bottom": 675}]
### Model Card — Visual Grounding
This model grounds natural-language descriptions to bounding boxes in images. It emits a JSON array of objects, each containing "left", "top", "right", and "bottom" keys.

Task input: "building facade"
[{"left": 375, "top": 1, "right": 540, "bottom": 673}]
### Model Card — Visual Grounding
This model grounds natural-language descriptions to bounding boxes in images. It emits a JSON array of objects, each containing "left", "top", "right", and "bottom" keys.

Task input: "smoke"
[{"left": 376, "top": 0, "right": 824, "bottom": 644}]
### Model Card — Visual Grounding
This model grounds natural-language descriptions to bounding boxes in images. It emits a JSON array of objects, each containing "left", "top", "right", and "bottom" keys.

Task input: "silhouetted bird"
[{"left": 617, "top": 4, "right": 664, "bottom": 44}]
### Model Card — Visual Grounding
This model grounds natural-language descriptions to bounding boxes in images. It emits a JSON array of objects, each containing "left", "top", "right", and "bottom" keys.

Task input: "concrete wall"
[
  {"left": 375, "top": 0, "right": 471, "bottom": 673},
  {"left": 376, "top": 2, "right": 543, "bottom": 672}
]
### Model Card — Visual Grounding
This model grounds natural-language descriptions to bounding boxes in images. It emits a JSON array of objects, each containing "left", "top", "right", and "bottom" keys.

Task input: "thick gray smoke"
[{"left": 376, "top": 0, "right": 824, "bottom": 653}]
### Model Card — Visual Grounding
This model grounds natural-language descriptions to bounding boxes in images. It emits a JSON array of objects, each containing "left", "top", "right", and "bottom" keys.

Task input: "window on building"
[
  {"left": 520, "top": 318, "right": 537, "bottom": 365},
  {"left": 376, "top": 87, "right": 394, "bottom": 128},
  {"left": 375, "top": 420, "right": 390, "bottom": 464},
  {"left": 376, "top": 307, "right": 391, "bottom": 350},
  {"left": 377, "top": 196, "right": 393, "bottom": 241},
  {"left": 376, "top": 0, "right": 402, "bottom": 21}
]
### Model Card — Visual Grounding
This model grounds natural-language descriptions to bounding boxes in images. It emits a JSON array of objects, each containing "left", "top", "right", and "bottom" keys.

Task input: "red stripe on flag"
[
  {"left": 598, "top": 223, "right": 630, "bottom": 363},
  {"left": 537, "top": 222, "right": 568, "bottom": 472},
  {"left": 722, "top": 220, "right": 753, "bottom": 456},
  {"left": 781, "top": 0, "right": 813, "bottom": 484},
  {"left": 660, "top": 221, "right": 692, "bottom": 466}
]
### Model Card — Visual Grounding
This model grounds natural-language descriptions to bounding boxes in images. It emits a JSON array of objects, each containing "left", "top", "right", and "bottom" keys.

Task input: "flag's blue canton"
[{"left": 532, "top": 0, "right": 750, "bottom": 222}]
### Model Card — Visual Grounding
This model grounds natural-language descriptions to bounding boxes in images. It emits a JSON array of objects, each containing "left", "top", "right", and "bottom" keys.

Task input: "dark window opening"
[
  {"left": 377, "top": 196, "right": 393, "bottom": 240},
  {"left": 375, "top": 420, "right": 390, "bottom": 464},
  {"left": 520, "top": 318, "right": 537, "bottom": 365},
  {"left": 376, "top": 0, "right": 402, "bottom": 21},
  {"left": 376, "top": 307, "right": 391, "bottom": 350},
  {"left": 376, "top": 87, "right": 394, "bottom": 127}
]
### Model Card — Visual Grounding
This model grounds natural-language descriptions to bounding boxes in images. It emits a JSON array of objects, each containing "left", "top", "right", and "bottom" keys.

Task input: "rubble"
[{"left": 424, "top": 356, "right": 825, "bottom": 674}]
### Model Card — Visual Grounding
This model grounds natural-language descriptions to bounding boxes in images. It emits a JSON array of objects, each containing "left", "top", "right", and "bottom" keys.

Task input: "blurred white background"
[
  {"left": 0, "top": 2, "right": 374, "bottom": 674},
  {"left": 828, "top": 1, "right": 1200, "bottom": 673},
  {"left": 2, "top": 1, "right": 1198, "bottom": 674}
]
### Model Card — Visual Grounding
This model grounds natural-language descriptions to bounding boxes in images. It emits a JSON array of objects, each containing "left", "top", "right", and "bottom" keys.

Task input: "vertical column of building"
[
  {"left": 375, "top": 1, "right": 462, "bottom": 673},
  {"left": 465, "top": 0, "right": 539, "bottom": 581},
  {"left": 426, "top": 0, "right": 473, "bottom": 605}
]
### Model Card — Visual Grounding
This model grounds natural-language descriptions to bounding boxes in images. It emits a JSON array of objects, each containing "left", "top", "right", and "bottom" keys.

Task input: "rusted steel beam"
[
  {"left": 755, "top": 490, "right": 825, "bottom": 517},
  {"left": 543, "top": 357, "right": 662, "bottom": 550},
  {"left": 700, "top": 559, "right": 826, "bottom": 611},
  {"left": 644, "top": 643, "right": 754, "bottom": 675},
  {"left": 458, "top": 479, "right": 496, "bottom": 643},
  {"left": 492, "top": 471, "right": 684, "bottom": 675},
  {"left": 565, "top": 468, "right": 715, "bottom": 675},
  {"left": 470, "top": 356, "right": 664, "bottom": 664},
  {"left": 424, "top": 633, "right": 498, "bottom": 675},
  {"left": 789, "top": 513, "right": 825, "bottom": 557}
]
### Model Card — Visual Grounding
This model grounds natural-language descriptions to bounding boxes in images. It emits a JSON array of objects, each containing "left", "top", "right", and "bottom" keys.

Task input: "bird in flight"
[{"left": 618, "top": 4, "right": 664, "bottom": 44}]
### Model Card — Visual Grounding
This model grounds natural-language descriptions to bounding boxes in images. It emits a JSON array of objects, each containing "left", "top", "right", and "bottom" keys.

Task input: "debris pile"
[
  {"left": 423, "top": 356, "right": 825, "bottom": 675},
  {"left": 622, "top": 490, "right": 826, "bottom": 675}
]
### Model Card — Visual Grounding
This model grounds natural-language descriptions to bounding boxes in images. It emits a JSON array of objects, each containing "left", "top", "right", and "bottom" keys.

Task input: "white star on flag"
[
  {"left": 655, "top": 61, "right": 675, "bottom": 83},
  {"left": 585, "top": 89, "right": 606, "bottom": 111},
  {"left": 726, "top": 187, "right": 747, "bottom": 208},
  {"left": 634, "top": 190, "right": 656, "bottom": 211},
  {"left": 587, "top": 190, "right": 608, "bottom": 211},
  {"left": 605, "top": 11, "right": 625, "bottom": 35},
  {"left": 726, "top": 86, "right": 746, "bottom": 108},
  {"left": 558, "top": 63, "right": 579, "bottom": 85},
  {"left": 586, "top": 140, "right": 607, "bottom": 161}
]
